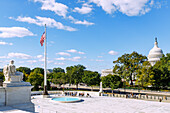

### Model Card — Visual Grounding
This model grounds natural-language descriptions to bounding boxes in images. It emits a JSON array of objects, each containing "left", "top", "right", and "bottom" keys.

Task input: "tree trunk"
[
  {"left": 76, "top": 84, "right": 78, "bottom": 90},
  {"left": 130, "top": 79, "right": 133, "bottom": 86},
  {"left": 130, "top": 73, "right": 133, "bottom": 86}
]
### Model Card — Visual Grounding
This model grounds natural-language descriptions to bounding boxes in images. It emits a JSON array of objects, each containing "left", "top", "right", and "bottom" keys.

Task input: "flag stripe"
[{"left": 40, "top": 32, "right": 45, "bottom": 46}]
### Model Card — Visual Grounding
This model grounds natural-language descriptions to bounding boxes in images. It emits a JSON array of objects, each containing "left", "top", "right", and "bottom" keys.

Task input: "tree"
[
  {"left": 66, "top": 66, "right": 74, "bottom": 85},
  {"left": 113, "top": 51, "right": 147, "bottom": 85},
  {"left": 136, "top": 61, "right": 152, "bottom": 87},
  {"left": 83, "top": 70, "right": 100, "bottom": 91},
  {"left": 150, "top": 53, "right": 170, "bottom": 88},
  {"left": 27, "top": 67, "right": 44, "bottom": 91},
  {"left": 31, "top": 67, "right": 44, "bottom": 75},
  {"left": 27, "top": 72, "right": 43, "bottom": 91},
  {"left": 101, "top": 74, "right": 122, "bottom": 93},
  {"left": 53, "top": 67, "right": 65, "bottom": 73},
  {"left": 16, "top": 67, "right": 31, "bottom": 74},
  {"left": 52, "top": 72, "right": 67, "bottom": 86},
  {"left": 16, "top": 67, "right": 31, "bottom": 81},
  {"left": 0, "top": 72, "right": 4, "bottom": 83},
  {"left": 73, "top": 64, "right": 86, "bottom": 89},
  {"left": 66, "top": 64, "right": 86, "bottom": 89}
]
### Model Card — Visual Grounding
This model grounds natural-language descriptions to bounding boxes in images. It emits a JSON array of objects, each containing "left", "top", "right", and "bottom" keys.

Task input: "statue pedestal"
[
  {"left": 10, "top": 75, "right": 21, "bottom": 82},
  {"left": 1, "top": 60, "right": 34, "bottom": 112},
  {"left": 3, "top": 82, "right": 34, "bottom": 112},
  {"left": 3, "top": 81, "right": 31, "bottom": 87}
]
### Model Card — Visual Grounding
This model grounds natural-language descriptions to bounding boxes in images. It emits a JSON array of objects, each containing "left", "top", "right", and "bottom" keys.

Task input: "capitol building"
[
  {"left": 101, "top": 38, "right": 163, "bottom": 77},
  {"left": 148, "top": 38, "right": 163, "bottom": 66}
]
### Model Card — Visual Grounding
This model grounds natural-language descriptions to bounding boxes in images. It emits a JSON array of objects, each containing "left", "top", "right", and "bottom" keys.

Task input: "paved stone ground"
[
  {"left": 32, "top": 95, "right": 170, "bottom": 113},
  {"left": 0, "top": 106, "right": 30, "bottom": 113}
]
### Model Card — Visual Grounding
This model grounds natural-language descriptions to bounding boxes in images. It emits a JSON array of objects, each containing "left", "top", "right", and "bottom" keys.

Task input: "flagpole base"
[{"left": 43, "top": 85, "right": 49, "bottom": 98}]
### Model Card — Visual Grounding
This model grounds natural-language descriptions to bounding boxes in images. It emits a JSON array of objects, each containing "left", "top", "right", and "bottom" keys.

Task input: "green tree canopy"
[
  {"left": 0, "top": 72, "right": 4, "bottom": 81},
  {"left": 83, "top": 70, "right": 100, "bottom": 90},
  {"left": 113, "top": 51, "right": 147, "bottom": 85},
  {"left": 53, "top": 67, "right": 65, "bottom": 73},
  {"left": 66, "top": 64, "right": 86, "bottom": 89},
  {"left": 16, "top": 67, "right": 31, "bottom": 74},
  {"left": 27, "top": 67, "right": 44, "bottom": 91},
  {"left": 16, "top": 67, "right": 31, "bottom": 81},
  {"left": 150, "top": 53, "right": 170, "bottom": 88},
  {"left": 27, "top": 72, "right": 43, "bottom": 91},
  {"left": 101, "top": 74, "right": 122, "bottom": 93},
  {"left": 66, "top": 66, "right": 74, "bottom": 85},
  {"left": 136, "top": 61, "right": 152, "bottom": 87},
  {"left": 31, "top": 67, "right": 44, "bottom": 75},
  {"left": 52, "top": 72, "right": 67, "bottom": 86}
]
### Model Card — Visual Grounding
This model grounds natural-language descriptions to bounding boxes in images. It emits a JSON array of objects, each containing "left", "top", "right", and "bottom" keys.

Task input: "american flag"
[{"left": 40, "top": 32, "right": 45, "bottom": 46}]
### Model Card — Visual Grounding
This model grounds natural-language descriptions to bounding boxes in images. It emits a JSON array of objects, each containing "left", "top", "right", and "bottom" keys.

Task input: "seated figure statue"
[{"left": 3, "top": 60, "right": 23, "bottom": 82}]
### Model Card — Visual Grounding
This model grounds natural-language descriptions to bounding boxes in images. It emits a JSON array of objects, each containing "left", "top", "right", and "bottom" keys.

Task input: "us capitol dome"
[{"left": 148, "top": 38, "right": 163, "bottom": 66}]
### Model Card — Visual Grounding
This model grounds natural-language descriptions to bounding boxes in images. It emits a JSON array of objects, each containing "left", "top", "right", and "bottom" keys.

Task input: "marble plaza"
[{"left": 31, "top": 95, "right": 170, "bottom": 113}]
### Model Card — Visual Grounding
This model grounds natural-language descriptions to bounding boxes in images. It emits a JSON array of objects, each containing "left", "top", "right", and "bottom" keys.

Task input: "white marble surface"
[
  {"left": 0, "top": 106, "right": 31, "bottom": 113},
  {"left": 32, "top": 95, "right": 170, "bottom": 113},
  {"left": 0, "top": 88, "right": 5, "bottom": 106}
]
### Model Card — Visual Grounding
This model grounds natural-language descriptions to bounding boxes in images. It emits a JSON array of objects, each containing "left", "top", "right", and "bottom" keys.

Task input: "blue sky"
[{"left": 0, "top": 0, "right": 169, "bottom": 72}]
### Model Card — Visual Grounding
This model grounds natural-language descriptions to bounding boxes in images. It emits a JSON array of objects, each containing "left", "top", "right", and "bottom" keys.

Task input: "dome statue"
[{"left": 148, "top": 38, "right": 163, "bottom": 66}]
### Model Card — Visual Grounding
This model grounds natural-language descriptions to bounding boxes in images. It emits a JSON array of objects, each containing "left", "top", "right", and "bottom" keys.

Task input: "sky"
[{"left": 0, "top": 0, "right": 169, "bottom": 73}]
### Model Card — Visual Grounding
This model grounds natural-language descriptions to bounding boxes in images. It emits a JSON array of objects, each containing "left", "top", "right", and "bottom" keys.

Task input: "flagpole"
[{"left": 43, "top": 24, "right": 48, "bottom": 96}]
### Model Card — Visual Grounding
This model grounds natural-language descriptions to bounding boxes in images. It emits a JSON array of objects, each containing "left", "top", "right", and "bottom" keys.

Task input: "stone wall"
[{"left": 0, "top": 87, "right": 5, "bottom": 106}]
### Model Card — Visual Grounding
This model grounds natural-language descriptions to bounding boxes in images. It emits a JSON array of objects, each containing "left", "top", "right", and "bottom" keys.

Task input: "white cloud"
[
  {"left": 74, "top": 20, "right": 94, "bottom": 26},
  {"left": 68, "top": 56, "right": 81, "bottom": 61},
  {"left": 73, "top": 3, "right": 93, "bottom": 14},
  {"left": 36, "top": 55, "right": 44, "bottom": 62},
  {"left": 55, "top": 56, "right": 81, "bottom": 62},
  {"left": 54, "top": 62, "right": 65, "bottom": 65},
  {"left": 96, "top": 59, "right": 104, "bottom": 62},
  {"left": 90, "top": 0, "right": 154, "bottom": 16},
  {"left": 39, "top": 58, "right": 44, "bottom": 62},
  {"left": 0, "top": 56, "right": 7, "bottom": 59},
  {"left": 10, "top": 16, "right": 77, "bottom": 31},
  {"left": 56, "top": 52, "right": 71, "bottom": 56},
  {"left": 77, "top": 0, "right": 85, "bottom": 3},
  {"left": 7, "top": 52, "right": 32, "bottom": 59},
  {"left": 27, "top": 60, "right": 37, "bottom": 63},
  {"left": 48, "top": 60, "right": 54, "bottom": 63},
  {"left": 68, "top": 16, "right": 94, "bottom": 26},
  {"left": 0, "top": 27, "right": 35, "bottom": 38},
  {"left": 0, "top": 41, "right": 13, "bottom": 45},
  {"left": 108, "top": 50, "right": 118, "bottom": 55},
  {"left": 78, "top": 51, "right": 85, "bottom": 54},
  {"left": 33, "top": 0, "right": 68, "bottom": 17},
  {"left": 66, "top": 49, "right": 85, "bottom": 54},
  {"left": 55, "top": 57, "right": 66, "bottom": 61},
  {"left": 37, "top": 55, "right": 43, "bottom": 58},
  {"left": 67, "top": 49, "right": 77, "bottom": 53}
]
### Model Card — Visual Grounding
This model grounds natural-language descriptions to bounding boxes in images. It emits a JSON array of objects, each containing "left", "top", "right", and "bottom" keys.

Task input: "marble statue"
[
  {"left": 3, "top": 60, "right": 23, "bottom": 82},
  {"left": 2, "top": 60, "right": 34, "bottom": 112}
]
